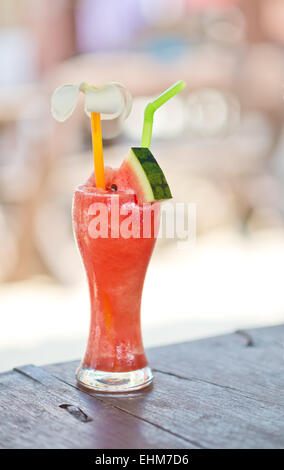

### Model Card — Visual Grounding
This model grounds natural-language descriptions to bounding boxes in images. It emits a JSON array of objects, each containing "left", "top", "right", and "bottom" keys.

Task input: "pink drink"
[
  {"left": 51, "top": 80, "right": 185, "bottom": 392},
  {"left": 73, "top": 174, "right": 160, "bottom": 391}
]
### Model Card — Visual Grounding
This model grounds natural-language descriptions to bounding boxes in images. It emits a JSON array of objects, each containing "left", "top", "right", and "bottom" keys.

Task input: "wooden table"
[{"left": 1, "top": 325, "right": 283, "bottom": 449}]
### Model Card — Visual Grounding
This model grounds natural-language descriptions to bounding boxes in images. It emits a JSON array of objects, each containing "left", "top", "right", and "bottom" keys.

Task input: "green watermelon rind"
[{"left": 126, "top": 147, "right": 172, "bottom": 202}]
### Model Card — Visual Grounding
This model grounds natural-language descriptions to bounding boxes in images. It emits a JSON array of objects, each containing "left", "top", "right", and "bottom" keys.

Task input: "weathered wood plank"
[
  {"left": 44, "top": 325, "right": 284, "bottom": 449},
  {"left": 148, "top": 324, "right": 284, "bottom": 405},
  {"left": 44, "top": 360, "right": 284, "bottom": 449},
  {"left": 0, "top": 365, "right": 193, "bottom": 449}
]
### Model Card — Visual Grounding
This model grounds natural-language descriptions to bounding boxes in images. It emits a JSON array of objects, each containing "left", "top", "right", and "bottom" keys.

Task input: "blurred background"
[{"left": 0, "top": 0, "right": 284, "bottom": 372}]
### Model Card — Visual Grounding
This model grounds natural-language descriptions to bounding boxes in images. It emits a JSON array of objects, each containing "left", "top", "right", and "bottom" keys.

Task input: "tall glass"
[{"left": 73, "top": 185, "right": 160, "bottom": 392}]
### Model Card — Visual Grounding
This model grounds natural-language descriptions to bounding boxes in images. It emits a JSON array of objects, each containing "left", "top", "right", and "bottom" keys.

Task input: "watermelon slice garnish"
[{"left": 113, "top": 147, "right": 172, "bottom": 205}]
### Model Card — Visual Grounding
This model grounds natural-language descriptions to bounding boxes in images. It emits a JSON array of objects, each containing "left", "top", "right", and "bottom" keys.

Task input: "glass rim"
[{"left": 74, "top": 184, "right": 136, "bottom": 198}]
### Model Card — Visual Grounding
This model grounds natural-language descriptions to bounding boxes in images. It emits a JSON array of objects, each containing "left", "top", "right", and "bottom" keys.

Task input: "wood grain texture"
[
  {"left": 0, "top": 365, "right": 192, "bottom": 449},
  {"left": 43, "top": 325, "right": 284, "bottom": 449},
  {"left": 148, "top": 324, "right": 284, "bottom": 405},
  {"left": 1, "top": 325, "right": 283, "bottom": 449}
]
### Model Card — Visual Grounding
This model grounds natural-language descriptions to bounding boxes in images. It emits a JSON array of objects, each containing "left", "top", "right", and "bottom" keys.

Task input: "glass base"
[{"left": 76, "top": 365, "right": 153, "bottom": 393}]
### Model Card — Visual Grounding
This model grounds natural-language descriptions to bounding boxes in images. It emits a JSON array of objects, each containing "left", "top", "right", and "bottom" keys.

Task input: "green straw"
[{"left": 141, "top": 80, "right": 186, "bottom": 148}]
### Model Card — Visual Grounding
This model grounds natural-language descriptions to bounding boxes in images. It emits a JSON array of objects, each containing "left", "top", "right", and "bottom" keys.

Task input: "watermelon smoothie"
[
  {"left": 73, "top": 168, "right": 160, "bottom": 391},
  {"left": 51, "top": 80, "right": 185, "bottom": 392}
]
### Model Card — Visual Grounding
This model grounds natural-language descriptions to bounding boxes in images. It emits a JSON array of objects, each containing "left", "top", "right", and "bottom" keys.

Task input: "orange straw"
[{"left": 91, "top": 111, "right": 105, "bottom": 189}]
